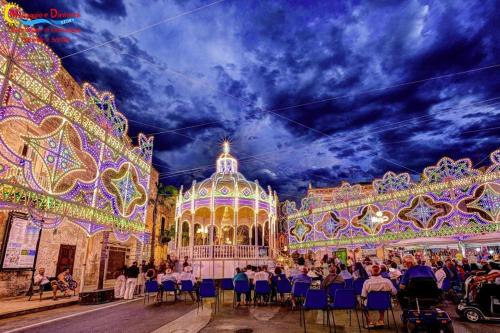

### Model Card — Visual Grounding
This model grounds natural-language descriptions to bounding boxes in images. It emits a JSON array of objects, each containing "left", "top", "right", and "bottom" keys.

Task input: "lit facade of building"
[
  {"left": 173, "top": 143, "right": 279, "bottom": 278},
  {"left": 0, "top": 2, "right": 153, "bottom": 296},
  {"left": 284, "top": 150, "right": 500, "bottom": 253}
]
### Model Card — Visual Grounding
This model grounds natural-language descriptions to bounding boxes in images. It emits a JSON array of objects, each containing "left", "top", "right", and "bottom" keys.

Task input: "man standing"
[{"left": 124, "top": 262, "right": 139, "bottom": 300}]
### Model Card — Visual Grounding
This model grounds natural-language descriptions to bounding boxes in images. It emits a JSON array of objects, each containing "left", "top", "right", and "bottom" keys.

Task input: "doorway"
[
  {"left": 106, "top": 246, "right": 127, "bottom": 280},
  {"left": 56, "top": 244, "right": 76, "bottom": 276}
]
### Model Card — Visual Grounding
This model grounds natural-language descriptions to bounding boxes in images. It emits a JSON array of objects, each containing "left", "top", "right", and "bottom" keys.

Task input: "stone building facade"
[{"left": 0, "top": 2, "right": 153, "bottom": 297}]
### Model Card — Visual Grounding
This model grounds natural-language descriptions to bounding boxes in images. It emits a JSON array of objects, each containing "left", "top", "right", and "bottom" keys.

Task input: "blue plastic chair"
[
  {"left": 353, "top": 279, "right": 366, "bottom": 296},
  {"left": 391, "top": 279, "right": 400, "bottom": 291},
  {"left": 219, "top": 278, "right": 234, "bottom": 303},
  {"left": 327, "top": 283, "right": 344, "bottom": 301},
  {"left": 441, "top": 278, "right": 451, "bottom": 292},
  {"left": 292, "top": 282, "right": 311, "bottom": 310},
  {"left": 202, "top": 278, "right": 215, "bottom": 285},
  {"left": 162, "top": 280, "right": 177, "bottom": 302},
  {"left": 301, "top": 289, "right": 331, "bottom": 333},
  {"left": 198, "top": 282, "right": 218, "bottom": 313},
  {"left": 363, "top": 291, "right": 398, "bottom": 332},
  {"left": 144, "top": 280, "right": 159, "bottom": 304},
  {"left": 233, "top": 280, "right": 251, "bottom": 307},
  {"left": 344, "top": 278, "right": 353, "bottom": 289},
  {"left": 254, "top": 280, "right": 272, "bottom": 305},
  {"left": 276, "top": 278, "right": 292, "bottom": 304},
  {"left": 292, "top": 282, "right": 310, "bottom": 298},
  {"left": 329, "top": 288, "right": 361, "bottom": 333},
  {"left": 180, "top": 280, "right": 194, "bottom": 301}
]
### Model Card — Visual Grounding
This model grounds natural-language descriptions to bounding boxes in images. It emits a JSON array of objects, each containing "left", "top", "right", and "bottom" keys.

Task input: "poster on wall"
[
  {"left": 335, "top": 248, "right": 348, "bottom": 264},
  {"left": 1, "top": 214, "right": 41, "bottom": 270}
]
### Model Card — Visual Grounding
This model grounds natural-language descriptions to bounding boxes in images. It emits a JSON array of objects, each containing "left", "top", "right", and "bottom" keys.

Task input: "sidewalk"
[
  {"left": 0, "top": 294, "right": 79, "bottom": 319},
  {"left": 0, "top": 282, "right": 117, "bottom": 319}
]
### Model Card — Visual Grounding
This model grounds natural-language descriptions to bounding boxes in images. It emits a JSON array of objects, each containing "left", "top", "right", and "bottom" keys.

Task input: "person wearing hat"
[
  {"left": 159, "top": 267, "right": 178, "bottom": 301},
  {"left": 178, "top": 266, "right": 196, "bottom": 301}
]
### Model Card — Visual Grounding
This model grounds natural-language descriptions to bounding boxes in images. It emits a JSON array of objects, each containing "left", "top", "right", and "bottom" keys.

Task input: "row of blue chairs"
[
  {"left": 300, "top": 288, "right": 398, "bottom": 333},
  {"left": 144, "top": 280, "right": 196, "bottom": 304}
]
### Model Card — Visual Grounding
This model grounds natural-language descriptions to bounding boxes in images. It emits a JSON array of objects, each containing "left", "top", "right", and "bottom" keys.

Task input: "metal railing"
[{"left": 176, "top": 245, "right": 269, "bottom": 259}]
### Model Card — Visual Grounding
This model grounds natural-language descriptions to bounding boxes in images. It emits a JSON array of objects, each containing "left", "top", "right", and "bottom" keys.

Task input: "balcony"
[{"left": 176, "top": 245, "right": 269, "bottom": 260}]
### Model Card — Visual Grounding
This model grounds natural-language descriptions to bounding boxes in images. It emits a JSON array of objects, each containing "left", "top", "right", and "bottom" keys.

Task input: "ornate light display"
[
  {"left": 174, "top": 141, "right": 278, "bottom": 252},
  {"left": 0, "top": 3, "right": 152, "bottom": 236},
  {"left": 285, "top": 149, "right": 500, "bottom": 251}
]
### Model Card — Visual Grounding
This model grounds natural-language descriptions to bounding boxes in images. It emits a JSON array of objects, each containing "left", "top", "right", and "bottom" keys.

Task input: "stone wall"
[{"left": 0, "top": 210, "right": 32, "bottom": 297}]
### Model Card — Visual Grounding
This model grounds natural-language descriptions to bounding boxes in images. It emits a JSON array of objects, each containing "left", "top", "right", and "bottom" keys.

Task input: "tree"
[{"left": 150, "top": 183, "right": 178, "bottom": 262}]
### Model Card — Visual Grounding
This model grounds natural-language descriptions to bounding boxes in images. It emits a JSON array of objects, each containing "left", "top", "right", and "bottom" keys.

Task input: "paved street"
[
  {"left": 0, "top": 298, "right": 196, "bottom": 333},
  {"left": 0, "top": 297, "right": 498, "bottom": 333}
]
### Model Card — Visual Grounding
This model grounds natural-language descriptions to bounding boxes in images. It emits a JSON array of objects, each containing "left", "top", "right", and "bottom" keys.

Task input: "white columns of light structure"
[
  {"left": 233, "top": 176, "right": 238, "bottom": 247},
  {"left": 209, "top": 177, "right": 216, "bottom": 255},
  {"left": 176, "top": 186, "right": 183, "bottom": 250},
  {"left": 267, "top": 185, "right": 273, "bottom": 251},
  {"left": 254, "top": 180, "right": 259, "bottom": 256},
  {"left": 189, "top": 181, "right": 196, "bottom": 259}
]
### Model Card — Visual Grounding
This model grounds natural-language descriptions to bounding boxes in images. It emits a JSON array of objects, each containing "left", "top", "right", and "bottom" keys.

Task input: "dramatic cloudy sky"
[{"left": 19, "top": 0, "right": 500, "bottom": 202}]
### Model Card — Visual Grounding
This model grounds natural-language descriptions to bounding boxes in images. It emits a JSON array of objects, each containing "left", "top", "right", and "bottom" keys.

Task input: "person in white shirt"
[
  {"left": 388, "top": 262, "right": 402, "bottom": 281},
  {"left": 177, "top": 266, "right": 196, "bottom": 301},
  {"left": 254, "top": 267, "right": 270, "bottom": 282},
  {"left": 434, "top": 261, "right": 447, "bottom": 289},
  {"left": 177, "top": 266, "right": 196, "bottom": 284},
  {"left": 339, "top": 264, "right": 353, "bottom": 280},
  {"left": 113, "top": 266, "right": 126, "bottom": 299},
  {"left": 160, "top": 268, "right": 177, "bottom": 283},
  {"left": 34, "top": 267, "right": 50, "bottom": 287},
  {"left": 361, "top": 265, "right": 397, "bottom": 328},
  {"left": 245, "top": 265, "right": 255, "bottom": 284},
  {"left": 159, "top": 268, "right": 178, "bottom": 300}
]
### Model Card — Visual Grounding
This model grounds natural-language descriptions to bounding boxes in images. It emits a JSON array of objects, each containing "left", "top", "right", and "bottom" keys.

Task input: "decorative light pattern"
[
  {"left": 290, "top": 218, "right": 312, "bottom": 242},
  {"left": 102, "top": 163, "right": 147, "bottom": 217},
  {"left": 353, "top": 205, "right": 394, "bottom": 235},
  {"left": 316, "top": 212, "right": 346, "bottom": 238},
  {"left": 285, "top": 152, "right": 499, "bottom": 250},
  {"left": 459, "top": 183, "right": 500, "bottom": 223},
  {"left": 199, "top": 187, "right": 208, "bottom": 197},
  {"left": 423, "top": 157, "right": 478, "bottom": 184},
  {"left": 399, "top": 196, "right": 451, "bottom": 229},
  {"left": 373, "top": 171, "right": 411, "bottom": 194},
  {"left": 0, "top": 5, "right": 152, "bottom": 236}
]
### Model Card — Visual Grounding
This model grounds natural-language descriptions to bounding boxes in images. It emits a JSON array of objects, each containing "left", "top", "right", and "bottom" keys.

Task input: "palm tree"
[{"left": 150, "top": 183, "right": 178, "bottom": 261}]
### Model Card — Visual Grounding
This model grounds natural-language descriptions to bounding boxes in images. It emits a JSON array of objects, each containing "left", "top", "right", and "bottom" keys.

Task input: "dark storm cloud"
[
  {"left": 20, "top": 0, "right": 500, "bottom": 202},
  {"left": 84, "top": 0, "right": 127, "bottom": 19}
]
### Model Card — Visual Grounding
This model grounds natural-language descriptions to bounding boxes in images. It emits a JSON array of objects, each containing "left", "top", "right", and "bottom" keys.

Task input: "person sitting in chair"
[
  {"left": 34, "top": 267, "right": 51, "bottom": 289},
  {"left": 361, "top": 265, "right": 397, "bottom": 328},
  {"left": 65, "top": 271, "right": 78, "bottom": 292},
  {"left": 51, "top": 268, "right": 70, "bottom": 300},
  {"left": 177, "top": 266, "right": 196, "bottom": 301}
]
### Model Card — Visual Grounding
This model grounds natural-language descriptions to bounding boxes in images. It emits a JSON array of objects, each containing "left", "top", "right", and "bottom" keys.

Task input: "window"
[{"left": 160, "top": 216, "right": 165, "bottom": 233}]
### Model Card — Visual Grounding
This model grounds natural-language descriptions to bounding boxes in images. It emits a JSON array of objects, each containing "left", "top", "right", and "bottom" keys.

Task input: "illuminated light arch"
[
  {"left": 285, "top": 149, "right": 499, "bottom": 251},
  {"left": 0, "top": 4, "right": 153, "bottom": 237}
]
